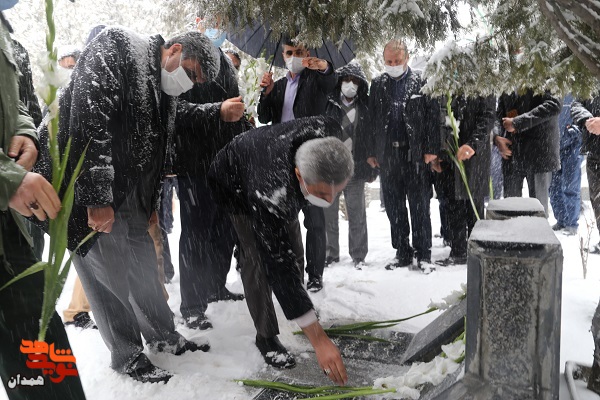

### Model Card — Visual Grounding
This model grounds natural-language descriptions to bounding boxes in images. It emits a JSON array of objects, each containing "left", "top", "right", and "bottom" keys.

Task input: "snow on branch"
[{"left": 537, "top": 0, "right": 600, "bottom": 77}]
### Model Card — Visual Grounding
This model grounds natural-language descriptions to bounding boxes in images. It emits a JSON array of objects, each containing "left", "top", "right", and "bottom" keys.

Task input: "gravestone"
[
  {"left": 486, "top": 197, "right": 546, "bottom": 220},
  {"left": 433, "top": 216, "right": 563, "bottom": 400},
  {"left": 401, "top": 298, "right": 467, "bottom": 365}
]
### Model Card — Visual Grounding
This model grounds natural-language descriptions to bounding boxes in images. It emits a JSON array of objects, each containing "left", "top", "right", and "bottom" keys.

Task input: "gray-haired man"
[{"left": 209, "top": 116, "right": 351, "bottom": 384}]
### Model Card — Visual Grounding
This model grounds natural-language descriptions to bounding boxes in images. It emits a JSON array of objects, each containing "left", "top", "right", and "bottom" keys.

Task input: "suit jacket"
[
  {"left": 367, "top": 68, "right": 438, "bottom": 169},
  {"left": 209, "top": 116, "right": 342, "bottom": 320},
  {"left": 52, "top": 28, "right": 176, "bottom": 255},
  {"left": 572, "top": 94, "right": 600, "bottom": 158},
  {"left": 257, "top": 64, "right": 337, "bottom": 124},
  {"left": 497, "top": 89, "right": 561, "bottom": 174},
  {"left": 435, "top": 95, "right": 496, "bottom": 201}
]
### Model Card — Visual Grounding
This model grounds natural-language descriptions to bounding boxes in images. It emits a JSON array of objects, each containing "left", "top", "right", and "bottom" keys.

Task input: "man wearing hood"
[
  {"left": 367, "top": 39, "right": 438, "bottom": 272},
  {"left": 324, "top": 62, "right": 376, "bottom": 269},
  {"left": 56, "top": 28, "right": 220, "bottom": 383}
]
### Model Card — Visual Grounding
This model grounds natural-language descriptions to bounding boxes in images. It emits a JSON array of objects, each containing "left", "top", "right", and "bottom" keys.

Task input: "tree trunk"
[{"left": 537, "top": 0, "right": 600, "bottom": 77}]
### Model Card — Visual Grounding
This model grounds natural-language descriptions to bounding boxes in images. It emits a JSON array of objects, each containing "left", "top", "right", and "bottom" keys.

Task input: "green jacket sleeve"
[
  {"left": 0, "top": 152, "right": 27, "bottom": 211},
  {"left": 0, "top": 100, "right": 36, "bottom": 211}
]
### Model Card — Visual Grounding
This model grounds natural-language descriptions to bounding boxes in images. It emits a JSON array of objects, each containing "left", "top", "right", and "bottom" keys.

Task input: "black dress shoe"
[
  {"left": 435, "top": 256, "right": 467, "bottom": 266},
  {"left": 184, "top": 313, "right": 213, "bottom": 330},
  {"left": 207, "top": 288, "right": 245, "bottom": 303},
  {"left": 325, "top": 256, "right": 340, "bottom": 265},
  {"left": 175, "top": 339, "right": 210, "bottom": 355},
  {"left": 307, "top": 276, "right": 323, "bottom": 292},
  {"left": 588, "top": 243, "right": 600, "bottom": 254},
  {"left": 64, "top": 312, "right": 98, "bottom": 330},
  {"left": 127, "top": 354, "right": 172, "bottom": 384},
  {"left": 385, "top": 257, "right": 412, "bottom": 270},
  {"left": 255, "top": 335, "right": 296, "bottom": 369}
]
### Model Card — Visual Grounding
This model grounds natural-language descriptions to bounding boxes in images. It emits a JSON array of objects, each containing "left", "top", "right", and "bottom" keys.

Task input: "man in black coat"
[
  {"left": 174, "top": 48, "right": 248, "bottom": 330},
  {"left": 572, "top": 94, "right": 600, "bottom": 252},
  {"left": 258, "top": 38, "right": 337, "bottom": 292},
  {"left": 495, "top": 89, "right": 561, "bottom": 215},
  {"left": 209, "top": 116, "right": 352, "bottom": 383},
  {"left": 60, "top": 28, "right": 220, "bottom": 383},
  {"left": 432, "top": 95, "right": 495, "bottom": 266},
  {"left": 367, "top": 39, "right": 438, "bottom": 271},
  {"left": 572, "top": 93, "right": 600, "bottom": 393},
  {"left": 324, "top": 62, "right": 377, "bottom": 269}
]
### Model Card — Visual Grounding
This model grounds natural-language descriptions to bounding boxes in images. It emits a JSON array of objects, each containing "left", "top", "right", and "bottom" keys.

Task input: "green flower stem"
[
  {"left": 235, "top": 380, "right": 396, "bottom": 398},
  {"left": 306, "top": 388, "right": 397, "bottom": 399},
  {"left": 293, "top": 308, "right": 437, "bottom": 337},
  {"left": 0, "top": 0, "right": 90, "bottom": 341},
  {"left": 445, "top": 93, "right": 480, "bottom": 221}
]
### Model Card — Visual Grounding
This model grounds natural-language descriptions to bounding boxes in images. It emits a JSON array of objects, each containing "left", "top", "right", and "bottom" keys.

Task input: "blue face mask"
[
  {"left": 205, "top": 28, "right": 226, "bottom": 48},
  {"left": 0, "top": 0, "right": 18, "bottom": 11}
]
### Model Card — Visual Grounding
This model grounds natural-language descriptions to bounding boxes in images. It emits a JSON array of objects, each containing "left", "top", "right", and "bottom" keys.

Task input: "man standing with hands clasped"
[{"left": 367, "top": 39, "right": 438, "bottom": 272}]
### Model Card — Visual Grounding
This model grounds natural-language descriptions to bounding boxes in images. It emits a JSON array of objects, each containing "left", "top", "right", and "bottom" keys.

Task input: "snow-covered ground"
[{"left": 2, "top": 183, "right": 599, "bottom": 399}]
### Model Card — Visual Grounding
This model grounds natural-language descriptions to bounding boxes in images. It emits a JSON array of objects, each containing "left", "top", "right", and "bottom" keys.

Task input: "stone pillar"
[
  {"left": 433, "top": 217, "right": 563, "bottom": 400},
  {"left": 486, "top": 198, "right": 546, "bottom": 220}
]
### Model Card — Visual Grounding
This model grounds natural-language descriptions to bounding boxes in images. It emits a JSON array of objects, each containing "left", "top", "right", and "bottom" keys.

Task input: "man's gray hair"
[
  {"left": 165, "top": 31, "right": 221, "bottom": 82},
  {"left": 295, "top": 137, "right": 354, "bottom": 185},
  {"left": 384, "top": 39, "right": 409, "bottom": 56}
]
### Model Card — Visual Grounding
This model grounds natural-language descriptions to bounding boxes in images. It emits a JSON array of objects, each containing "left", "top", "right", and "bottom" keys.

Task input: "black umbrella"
[{"left": 226, "top": 22, "right": 356, "bottom": 71}]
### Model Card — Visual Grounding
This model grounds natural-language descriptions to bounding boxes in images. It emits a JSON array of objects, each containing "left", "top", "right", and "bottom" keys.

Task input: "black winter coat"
[
  {"left": 59, "top": 28, "right": 177, "bottom": 255},
  {"left": 497, "top": 89, "right": 561, "bottom": 174},
  {"left": 572, "top": 94, "right": 600, "bottom": 158},
  {"left": 367, "top": 68, "right": 439, "bottom": 168},
  {"left": 435, "top": 95, "right": 496, "bottom": 201},
  {"left": 208, "top": 116, "right": 342, "bottom": 320},
  {"left": 174, "top": 50, "right": 252, "bottom": 177},
  {"left": 325, "top": 63, "right": 376, "bottom": 181},
  {"left": 12, "top": 39, "right": 42, "bottom": 127},
  {"left": 257, "top": 63, "right": 337, "bottom": 124}
]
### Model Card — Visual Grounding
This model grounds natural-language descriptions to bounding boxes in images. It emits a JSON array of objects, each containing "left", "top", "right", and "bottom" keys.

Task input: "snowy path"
[{"left": 2, "top": 187, "right": 599, "bottom": 399}]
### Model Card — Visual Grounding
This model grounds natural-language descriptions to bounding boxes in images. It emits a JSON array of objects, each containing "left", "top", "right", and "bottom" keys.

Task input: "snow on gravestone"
[
  {"left": 486, "top": 197, "right": 546, "bottom": 220},
  {"left": 403, "top": 198, "right": 548, "bottom": 368},
  {"left": 432, "top": 217, "right": 563, "bottom": 400}
]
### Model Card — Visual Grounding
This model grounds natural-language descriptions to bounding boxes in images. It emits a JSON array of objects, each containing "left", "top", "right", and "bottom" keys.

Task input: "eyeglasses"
[{"left": 284, "top": 49, "right": 306, "bottom": 57}]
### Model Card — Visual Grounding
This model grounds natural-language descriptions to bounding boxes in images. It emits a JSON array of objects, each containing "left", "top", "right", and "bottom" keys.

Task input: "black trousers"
[
  {"left": 230, "top": 214, "right": 304, "bottom": 339},
  {"left": 435, "top": 168, "right": 483, "bottom": 258},
  {"left": 159, "top": 177, "right": 178, "bottom": 281},
  {"left": 587, "top": 156, "right": 600, "bottom": 237},
  {"left": 0, "top": 212, "right": 86, "bottom": 400},
  {"left": 381, "top": 147, "right": 432, "bottom": 261},
  {"left": 178, "top": 176, "right": 237, "bottom": 319},
  {"left": 301, "top": 204, "right": 326, "bottom": 280}
]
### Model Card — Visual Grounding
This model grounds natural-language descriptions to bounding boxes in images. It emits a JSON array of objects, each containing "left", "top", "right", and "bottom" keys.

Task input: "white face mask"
[
  {"left": 341, "top": 81, "right": 358, "bottom": 98},
  {"left": 385, "top": 64, "right": 405, "bottom": 78},
  {"left": 301, "top": 179, "right": 333, "bottom": 208},
  {"left": 161, "top": 55, "right": 194, "bottom": 96},
  {"left": 285, "top": 56, "right": 305, "bottom": 74}
]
